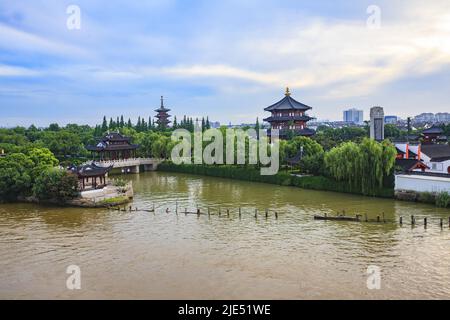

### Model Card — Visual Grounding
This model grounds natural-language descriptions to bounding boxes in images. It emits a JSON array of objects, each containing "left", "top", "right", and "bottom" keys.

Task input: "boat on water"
[{"left": 314, "top": 214, "right": 362, "bottom": 222}]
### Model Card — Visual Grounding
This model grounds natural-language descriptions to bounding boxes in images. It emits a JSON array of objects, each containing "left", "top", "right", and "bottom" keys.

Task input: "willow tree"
[{"left": 324, "top": 138, "right": 396, "bottom": 196}]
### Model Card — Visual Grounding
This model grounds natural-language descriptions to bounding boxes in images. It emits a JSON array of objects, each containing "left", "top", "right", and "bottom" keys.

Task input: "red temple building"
[
  {"left": 155, "top": 96, "right": 171, "bottom": 129},
  {"left": 422, "top": 126, "right": 446, "bottom": 144},
  {"left": 264, "top": 88, "right": 315, "bottom": 140}
]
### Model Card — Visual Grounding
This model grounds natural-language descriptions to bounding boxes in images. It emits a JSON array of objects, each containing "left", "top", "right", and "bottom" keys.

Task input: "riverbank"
[
  {"left": 15, "top": 181, "right": 134, "bottom": 208},
  {"left": 157, "top": 162, "right": 394, "bottom": 198}
]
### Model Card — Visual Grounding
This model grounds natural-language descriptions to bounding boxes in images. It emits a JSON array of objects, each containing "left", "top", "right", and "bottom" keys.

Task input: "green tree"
[
  {"left": 102, "top": 116, "right": 108, "bottom": 132},
  {"left": 48, "top": 123, "right": 60, "bottom": 132},
  {"left": 33, "top": 168, "right": 79, "bottom": 202},
  {"left": 324, "top": 138, "right": 396, "bottom": 196},
  {"left": 0, "top": 153, "right": 34, "bottom": 200},
  {"left": 27, "top": 147, "right": 59, "bottom": 167}
]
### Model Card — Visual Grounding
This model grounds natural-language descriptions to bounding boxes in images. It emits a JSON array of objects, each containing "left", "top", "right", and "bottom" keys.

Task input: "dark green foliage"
[
  {"left": 0, "top": 153, "right": 34, "bottom": 200},
  {"left": 314, "top": 126, "right": 368, "bottom": 150},
  {"left": 417, "top": 192, "right": 435, "bottom": 204},
  {"left": 324, "top": 138, "right": 397, "bottom": 196},
  {"left": 299, "top": 152, "right": 325, "bottom": 176},
  {"left": 435, "top": 192, "right": 450, "bottom": 208},
  {"left": 33, "top": 168, "right": 79, "bottom": 202}
]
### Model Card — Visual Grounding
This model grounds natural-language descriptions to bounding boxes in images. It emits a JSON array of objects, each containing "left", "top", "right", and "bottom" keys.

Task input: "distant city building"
[
  {"left": 435, "top": 113, "right": 450, "bottom": 123},
  {"left": 263, "top": 87, "right": 315, "bottom": 140},
  {"left": 413, "top": 112, "right": 450, "bottom": 124},
  {"left": 384, "top": 115, "right": 398, "bottom": 124},
  {"left": 155, "top": 96, "right": 171, "bottom": 129},
  {"left": 309, "top": 120, "right": 362, "bottom": 129},
  {"left": 210, "top": 121, "right": 221, "bottom": 129},
  {"left": 343, "top": 108, "right": 364, "bottom": 125},
  {"left": 370, "top": 106, "right": 385, "bottom": 141}
]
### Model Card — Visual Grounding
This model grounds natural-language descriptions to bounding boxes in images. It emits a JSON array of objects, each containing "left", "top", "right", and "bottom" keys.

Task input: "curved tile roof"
[{"left": 264, "top": 92, "right": 312, "bottom": 112}]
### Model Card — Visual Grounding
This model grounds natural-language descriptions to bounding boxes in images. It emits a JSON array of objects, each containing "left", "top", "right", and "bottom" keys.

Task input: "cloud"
[
  {"left": 1, "top": 0, "right": 450, "bottom": 125},
  {"left": 0, "top": 23, "right": 90, "bottom": 58},
  {"left": 0, "top": 64, "right": 39, "bottom": 77}
]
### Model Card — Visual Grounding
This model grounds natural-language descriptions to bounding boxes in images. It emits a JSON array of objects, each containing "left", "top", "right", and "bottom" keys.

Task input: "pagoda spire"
[
  {"left": 155, "top": 95, "right": 172, "bottom": 129},
  {"left": 285, "top": 87, "right": 291, "bottom": 96}
]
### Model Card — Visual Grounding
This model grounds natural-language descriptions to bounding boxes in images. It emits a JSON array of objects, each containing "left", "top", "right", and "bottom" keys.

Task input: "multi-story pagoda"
[
  {"left": 264, "top": 88, "right": 315, "bottom": 140},
  {"left": 86, "top": 132, "right": 139, "bottom": 161},
  {"left": 155, "top": 96, "right": 171, "bottom": 129}
]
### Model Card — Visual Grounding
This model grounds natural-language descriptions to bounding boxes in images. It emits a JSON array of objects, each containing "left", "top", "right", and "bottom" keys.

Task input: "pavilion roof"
[
  {"left": 421, "top": 144, "right": 450, "bottom": 162},
  {"left": 422, "top": 126, "right": 444, "bottom": 135},
  {"left": 86, "top": 143, "right": 139, "bottom": 152},
  {"left": 70, "top": 162, "right": 113, "bottom": 178},
  {"left": 264, "top": 88, "right": 313, "bottom": 112},
  {"left": 101, "top": 132, "right": 131, "bottom": 143},
  {"left": 263, "top": 115, "right": 313, "bottom": 122},
  {"left": 395, "top": 159, "right": 429, "bottom": 172}
]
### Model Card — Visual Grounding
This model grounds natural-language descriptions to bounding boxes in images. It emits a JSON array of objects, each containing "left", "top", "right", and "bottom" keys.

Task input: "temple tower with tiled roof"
[
  {"left": 155, "top": 96, "right": 171, "bottom": 129},
  {"left": 264, "top": 88, "right": 315, "bottom": 140}
]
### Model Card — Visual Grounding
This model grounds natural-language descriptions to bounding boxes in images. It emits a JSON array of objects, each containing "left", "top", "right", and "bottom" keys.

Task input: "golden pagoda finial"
[{"left": 285, "top": 87, "right": 291, "bottom": 96}]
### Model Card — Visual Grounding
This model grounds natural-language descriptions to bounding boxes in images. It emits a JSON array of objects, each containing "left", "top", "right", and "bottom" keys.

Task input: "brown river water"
[{"left": 1, "top": 171, "right": 449, "bottom": 299}]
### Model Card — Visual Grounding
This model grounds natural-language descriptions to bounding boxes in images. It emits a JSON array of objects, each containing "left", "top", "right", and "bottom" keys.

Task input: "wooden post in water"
[
  {"left": 227, "top": 209, "right": 230, "bottom": 218},
  {"left": 377, "top": 216, "right": 381, "bottom": 223},
  {"left": 176, "top": 201, "right": 178, "bottom": 214},
  {"left": 424, "top": 217, "right": 427, "bottom": 228},
  {"left": 365, "top": 213, "right": 368, "bottom": 222},
  {"left": 411, "top": 215, "right": 415, "bottom": 226},
  {"left": 255, "top": 209, "right": 258, "bottom": 220},
  {"left": 239, "top": 207, "right": 241, "bottom": 219},
  {"left": 219, "top": 208, "right": 221, "bottom": 217},
  {"left": 400, "top": 216, "right": 403, "bottom": 225},
  {"left": 440, "top": 218, "right": 443, "bottom": 229},
  {"left": 265, "top": 209, "right": 269, "bottom": 219},
  {"left": 197, "top": 209, "right": 201, "bottom": 216},
  {"left": 275, "top": 212, "right": 278, "bottom": 220},
  {"left": 185, "top": 208, "right": 187, "bottom": 216}
]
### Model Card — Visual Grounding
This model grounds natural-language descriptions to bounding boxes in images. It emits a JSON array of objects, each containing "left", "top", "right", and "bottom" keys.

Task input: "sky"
[{"left": 0, "top": 0, "right": 450, "bottom": 127}]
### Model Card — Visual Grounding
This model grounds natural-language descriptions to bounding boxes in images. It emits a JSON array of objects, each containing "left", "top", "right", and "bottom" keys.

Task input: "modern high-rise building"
[
  {"left": 384, "top": 115, "right": 398, "bottom": 124},
  {"left": 343, "top": 108, "right": 364, "bottom": 125},
  {"left": 370, "top": 107, "right": 385, "bottom": 141}
]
